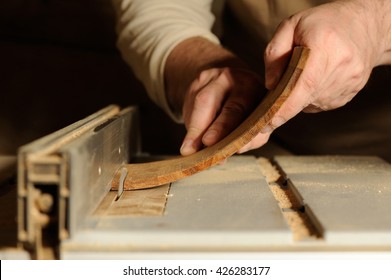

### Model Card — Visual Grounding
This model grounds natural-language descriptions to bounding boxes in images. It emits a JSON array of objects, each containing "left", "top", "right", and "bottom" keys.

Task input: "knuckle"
[
  {"left": 200, "top": 68, "right": 220, "bottom": 79},
  {"left": 193, "top": 89, "right": 213, "bottom": 108},
  {"left": 265, "top": 43, "right": 278, "bottom": 59},
  {"left": 186, "top": 126, "right": 203, "bottom": 137},
  {"left": 301, "top": 74, "right": 317, "bottom": 94},
  {"left": 197, "top": 71, "right": 210, "bottom": 86},
  {"left": 350, "top": 62, "right": 366, "bottom": 81},
  {"left": 317, "top": 29, "right": 354, "bottom": 63},
  {"left": 194, "top": 69, "right": 221, "bottom": 90},
  {"left": 314, "top": 99, "right": 330, "bottom": 110},
  {"left": 279, "top": 17, "right": 295, "bottom": 31},
  {"left": 313, "top": 95, "right": 334, "bottom": 111},
  {"left": 218, "top": 68, "right": 235, "bottom": 87},
  {"left": 319, "top": 27, "right": 341, "bottom": 46},
  {"left": 338, "top": 47, "right": 354, "bottom": 65}
]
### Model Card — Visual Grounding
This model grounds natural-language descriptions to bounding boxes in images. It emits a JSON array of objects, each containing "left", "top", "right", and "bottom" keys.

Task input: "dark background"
[
  {"left": 0, "top": 0, "right": 185, "bottom": 156},
  {"left": 1, "top": 0, "right": 390, "bottom": 161}
]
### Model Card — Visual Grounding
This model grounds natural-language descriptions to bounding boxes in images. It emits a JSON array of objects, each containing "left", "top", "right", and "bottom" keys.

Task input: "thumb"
[
  {"left": 264, "top": 47, "right": 322, "bottom": 132},
  {"left": 264, "top": 17, "right": 298, "bottom": 90}
]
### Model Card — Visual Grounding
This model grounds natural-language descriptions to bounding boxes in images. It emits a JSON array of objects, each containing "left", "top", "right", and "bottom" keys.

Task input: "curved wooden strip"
[{"left": 112, "top": 47, "right": 310, "bottom": 190}]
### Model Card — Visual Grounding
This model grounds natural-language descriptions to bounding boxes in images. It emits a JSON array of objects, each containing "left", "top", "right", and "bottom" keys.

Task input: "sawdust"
[
  {"left": 257, "top": 157, "right": 321, "bottom": 241},
  {"left": 257, "top": 157, "right": 280, "bottom": 183},
  {"left": 269, "top": 184, "right": 300, "bottom": 209},
  {"left": 283, "top": 211, "right": 319, "bottom": 241},
  {"left": 274, "top": 156, "right": 389, "bottom": 174}
]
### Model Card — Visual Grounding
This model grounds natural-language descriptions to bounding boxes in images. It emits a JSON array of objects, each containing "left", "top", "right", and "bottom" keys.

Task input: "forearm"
[
  {"left": 164, "top": 37, "right": 249, "bottom": 115},
  {"left": 112, "top": 0, "right": 219, "bottom": 121}
]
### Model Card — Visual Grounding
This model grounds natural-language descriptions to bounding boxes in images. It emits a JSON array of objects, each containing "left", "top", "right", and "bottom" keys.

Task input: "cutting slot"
[{"left": 258, "top": 158, "right": 323, "bottom": 241}]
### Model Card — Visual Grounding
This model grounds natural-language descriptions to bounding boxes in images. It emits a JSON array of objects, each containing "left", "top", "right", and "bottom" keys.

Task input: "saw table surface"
[
  {"left": 60, "top": 155, "right": 391, "bottom": 259},
  {"left": 274, "top": 156, "right": 391, "bottom": 246},
  {"left": 2, "top": 105, "right": 391, "bottom": 260}
]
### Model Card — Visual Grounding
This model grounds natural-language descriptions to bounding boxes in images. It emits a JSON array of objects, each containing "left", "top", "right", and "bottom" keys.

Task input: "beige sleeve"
[{"left": 111, "top": 0, "right": 220, "bottom": 121}]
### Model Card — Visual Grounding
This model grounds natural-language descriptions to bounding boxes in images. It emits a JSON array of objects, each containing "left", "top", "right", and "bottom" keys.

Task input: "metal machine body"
[{"left": 1, "top": 105, "right": 391, "bottom": 259}]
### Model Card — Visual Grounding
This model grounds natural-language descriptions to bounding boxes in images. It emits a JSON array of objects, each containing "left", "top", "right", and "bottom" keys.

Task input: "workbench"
[{"left": 1, "top": 105, "right": 390, "bottom": 260}]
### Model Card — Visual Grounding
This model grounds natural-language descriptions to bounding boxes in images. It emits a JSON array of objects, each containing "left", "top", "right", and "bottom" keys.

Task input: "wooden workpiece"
[{"left": 112, "top": 46, "right": 310, "bottom": 190}]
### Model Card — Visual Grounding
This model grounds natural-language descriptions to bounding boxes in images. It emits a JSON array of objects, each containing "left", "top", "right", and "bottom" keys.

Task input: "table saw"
[{"left": 0, "top": 105, "right": 390, "bottom": 260}]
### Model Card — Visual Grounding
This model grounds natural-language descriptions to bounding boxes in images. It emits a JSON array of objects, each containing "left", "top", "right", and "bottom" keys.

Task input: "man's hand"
[
  {"left": 166, "top": 0, "right": 391, "bottom": 156},
  {"left": 180, "top": 66, "right": 265, "bottom": 155},
  {"left": 165, "top": 37, "right": 267, "bottom": 156},
  {"left": 242, "top": 0, "right": 391, "bottom": 152}
]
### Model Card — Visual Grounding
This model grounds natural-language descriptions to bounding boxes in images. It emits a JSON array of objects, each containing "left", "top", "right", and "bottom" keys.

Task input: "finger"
[
  {"left": 182, "top": 69, "right": 221, "bottom": 125},
  {"left": 263, "top": 51, "right": 327, "bottom": 133},
  {"left": 202, "top": 98, "right": 247, "bottom": 146},
  {"left": 302, "top": 104, "right": 323, "bottom": 113},
  {"left": 180, "top": 79, "right": 230, "bottom": 156},
  {"left": 202, "top": 86, "right": 259, "bottom": 146},
  {"left": 218, "top": 158, "right": 228, "bottom": 166},
  {"left": 237, "top": 132, "right": 271, "bottom": 154},
  {"left": 264, "top": 17, "right": 298, "bottom": 90},
  {"left": 202, "top": 69, "right": 264, "bottom": 146}
]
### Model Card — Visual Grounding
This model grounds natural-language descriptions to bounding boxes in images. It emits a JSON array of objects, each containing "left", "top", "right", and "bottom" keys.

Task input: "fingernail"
[
  {"left": 261, "top": 116, "right": 286, "bottom": 133},
  {"left": 237, "top": 143, "right": 251, "bottom": 154},
  {"left": 237, "top": 148, "right": 247, "bottom": 154},
  {"left": 180, "top": 140, "right": 196, "bottom": 155},
  {"left": 272, "top": 116, "right": 286, "bottom": 128},
  {"left": 261, "top": 125, "right": 273, "bottom": 134}
]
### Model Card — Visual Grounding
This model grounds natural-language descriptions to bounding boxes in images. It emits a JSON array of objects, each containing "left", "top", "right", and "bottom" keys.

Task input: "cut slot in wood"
[{"left": 258, "top": 157, "right": 322, "bottom": 241}]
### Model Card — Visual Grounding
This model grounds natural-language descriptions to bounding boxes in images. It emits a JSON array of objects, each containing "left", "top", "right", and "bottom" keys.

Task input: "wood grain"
[
  {"left": 94, "top": 184, "right": 170, "bottom": 216},
  {"left": 112, "top": 47, "right": 310, "bottom": 190}
]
